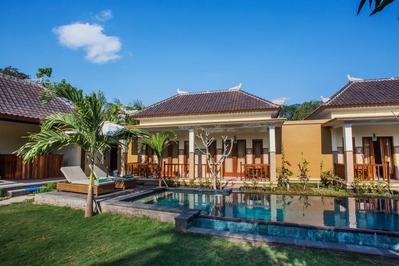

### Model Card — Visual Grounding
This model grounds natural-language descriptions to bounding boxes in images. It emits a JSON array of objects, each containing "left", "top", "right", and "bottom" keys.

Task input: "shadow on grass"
[{"left": 92, "top": 229, "right": 379, "bottom": 266}]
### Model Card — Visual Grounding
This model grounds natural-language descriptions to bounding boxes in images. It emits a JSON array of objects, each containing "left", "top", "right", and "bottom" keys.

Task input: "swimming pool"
[
  {"left": 123, "top": 188, "right": 399, "bottom": 253},
  {"left": 129, "top": 189, "right": 399, "bottom": 232}
]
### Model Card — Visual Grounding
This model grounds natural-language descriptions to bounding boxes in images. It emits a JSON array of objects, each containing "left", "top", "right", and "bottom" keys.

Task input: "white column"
[
  {"left": 268, "top": 125, "right": 277, "bottom": 184},
  {"left": 331, "top": 127, "right": 338, "bottom": 165},
  {"left": 343, "top": 124, "right": 354, "bottom": 185},
  {"left": 270, "top": 194, "right": 277, "bottom": 221},
  {"left": 348, "top": 197, "right": 356, "bottom": 229},
  {"left": 188, "top": 128, "right": 195, "bottom": 179}
]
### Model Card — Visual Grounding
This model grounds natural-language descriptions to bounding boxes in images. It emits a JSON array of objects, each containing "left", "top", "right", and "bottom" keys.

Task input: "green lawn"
[{"left": 0, "top": 202, "right": 396, "bottom": 266}]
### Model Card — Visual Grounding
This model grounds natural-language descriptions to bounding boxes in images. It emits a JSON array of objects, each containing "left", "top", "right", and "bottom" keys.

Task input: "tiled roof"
[
  {"left": 0, "top": 73, "right": 72, "bottom": 122},
  {"left": 325, "top": 78, "right": 399, "bottom": 107},
  {"left": 134, "top": 88, "right": 280, "bottom": 118},
  {"left": 305, "top": 77, "right": 399, "bottom": 119}
]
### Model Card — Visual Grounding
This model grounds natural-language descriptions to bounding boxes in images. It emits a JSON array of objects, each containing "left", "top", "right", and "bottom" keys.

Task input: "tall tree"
[
  {"left": 280, "top": 101, "right": 321, "bottom": 120},
  {"left": 18, "top": 78, "right": 144, "bottom": 218},
  {"left": 197, "top": 129, "right": 234, "bottom": 190},
  {"left": 0, "top": 66, "right": 30, "bottom": 79},
  {"left": 357, "top": 0, "right": 395, "bottom": 15},
  {"left": 141, "top": 131, "right": 176, "bottom": 187}
]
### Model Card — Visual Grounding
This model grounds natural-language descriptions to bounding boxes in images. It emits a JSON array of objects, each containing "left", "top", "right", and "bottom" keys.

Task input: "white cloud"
[
  {"left": 54, "top": 22, "right": 121, "bottom": 63},
  {"left": 95, "top": 9, "right": 113, "bottom": 21}
]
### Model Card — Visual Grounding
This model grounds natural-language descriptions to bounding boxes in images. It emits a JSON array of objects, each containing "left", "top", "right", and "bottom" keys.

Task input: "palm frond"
[
  {"left": 17, "top": 129, "right": 72, "bottom": 162},
  {"left": 40, "top": 80, "right": 84, "bottom": 106},
  {"left": 141, "top": 131, "right": 176, "bottom": 158}
]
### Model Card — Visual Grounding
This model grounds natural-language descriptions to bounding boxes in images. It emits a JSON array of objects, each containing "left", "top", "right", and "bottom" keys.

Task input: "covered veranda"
[
  {"left": 325, "top": 117, "right": 399, "bottom": 188},
  {"left": 128, "top": 119, "right": 284, "bottom": 184}
]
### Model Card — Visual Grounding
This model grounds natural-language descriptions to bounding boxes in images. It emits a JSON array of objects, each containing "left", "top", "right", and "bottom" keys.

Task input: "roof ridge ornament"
[
  {"left": 177, "top": 88, "right": 189, "bottom": 95},
  {"left": 228, "top": 83, "right": 242, "bottom": 91},
  {"left": 347, "top": 74, "right": 363, "bottom": 82}
]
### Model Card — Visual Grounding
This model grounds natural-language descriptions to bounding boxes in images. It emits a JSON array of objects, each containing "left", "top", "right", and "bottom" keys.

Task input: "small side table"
[{"left": 114, "top": 179, "right": 137, "bottom": 190}]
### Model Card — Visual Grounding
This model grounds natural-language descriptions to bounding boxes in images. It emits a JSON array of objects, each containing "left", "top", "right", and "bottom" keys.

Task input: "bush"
[
  {"left": 319, "top": 161, "right": 342, "bottom": 189},
  {"left": 277, "top": 147, "right": 292, "bottom": 189},
  {"left": 0, "top": 188, "right": 6, "bottom": 197},
  {"left": 34, "top": 183, "right": 56, "bottom": 194},
  {"left": 351, "top": 179, "right": 390, "bottom": 194},
  {"left": 298, "top": 154, "right": 310, "bottom": 190}
]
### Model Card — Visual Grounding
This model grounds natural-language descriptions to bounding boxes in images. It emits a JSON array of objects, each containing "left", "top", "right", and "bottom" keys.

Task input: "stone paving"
[{"left": 0, "top": 195, "right": 34, "bottom": 206}]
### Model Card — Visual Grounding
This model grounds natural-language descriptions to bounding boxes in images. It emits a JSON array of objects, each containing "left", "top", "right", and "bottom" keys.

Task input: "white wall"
[
  {"left": 0, "top": 120, "right": 81, "bottom": 167},
  {"left": 0, "top": 120, "right": 40, "bottom": 154}
]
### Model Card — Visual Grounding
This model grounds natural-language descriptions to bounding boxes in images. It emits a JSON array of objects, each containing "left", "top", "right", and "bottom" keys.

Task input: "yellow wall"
[{"left": 277, "top": 120, "right": 333, "bottom": 178}]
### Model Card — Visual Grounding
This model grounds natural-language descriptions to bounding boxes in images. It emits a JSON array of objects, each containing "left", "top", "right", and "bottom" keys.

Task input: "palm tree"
[
  {"left": 104, "top": 99, "right": 145, "bottom": 175},
  {"left": 17, "top": 80, "right": 144, "bottom": 218},
  {"left": 141, "top": 131, "right": 176, "bottom": 187}
]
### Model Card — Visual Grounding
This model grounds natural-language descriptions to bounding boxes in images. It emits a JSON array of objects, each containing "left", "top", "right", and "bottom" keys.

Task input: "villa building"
[
  {"left": 129, "top": 77, "right": 399, "bottom": 189},
  {"left": 0, "top": 73, "right": 81, "bottom": 179},
  {"left": 130, "top": 86, "right": 285, "bottom": 183},
  {"left": 307, "top": 77, "right": 399, "bottom": 187},
  {"left": 129, "top": 85, "right": 334, "bottom": 184}
]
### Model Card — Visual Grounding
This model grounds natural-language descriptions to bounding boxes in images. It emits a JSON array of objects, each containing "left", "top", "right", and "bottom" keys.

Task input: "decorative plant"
[
  {"left": 18, "top": 78, "right": 143, "bottom": 218},
  {"left": 319, "top": 161, "right": 336, "bottom": 188},
  {"left": 352, "top": 178, "right": 390, "bottom": 194},
  {"left": 277, "top": 147, "right": 292, "bottom": 189},
  {"left": 141, "top": 131, "right": 177, "bottom": 187},
  {"left": 197, "top": 128, "right": 233, "bottom": 190},
  {"left": 298, "top": 154, "right": 310, "bottom": 190}
]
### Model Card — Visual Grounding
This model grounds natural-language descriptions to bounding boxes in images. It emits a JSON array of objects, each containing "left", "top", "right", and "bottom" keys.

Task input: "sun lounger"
[
  {"left": 93, "top": 165, "right": 137, "bottom": 189},
  {"left": 57, "top": 166, "right": 115, "bottom": 196}
]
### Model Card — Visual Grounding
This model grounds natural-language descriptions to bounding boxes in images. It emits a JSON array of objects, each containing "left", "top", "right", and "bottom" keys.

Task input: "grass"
[{"left": 0, "top": 203, "right": 397, "bottom": 266}]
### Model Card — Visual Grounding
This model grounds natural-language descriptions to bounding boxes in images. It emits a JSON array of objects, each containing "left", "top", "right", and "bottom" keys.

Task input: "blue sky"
[{"left": 1, "top": 0, "right": 398, "bottom": 105}]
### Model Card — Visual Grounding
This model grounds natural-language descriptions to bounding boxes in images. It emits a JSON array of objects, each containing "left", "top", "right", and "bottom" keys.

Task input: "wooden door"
[
  {"left": 363, "top": 137, "right": 374, "bottom": 165},
  {"left": 380, "top": 137, "right": 394, "bottom": 179},
  {"left": 164, "top": 142, "right": 178, "bottom": 176},
  {"left": 110, "top": 145, "right": 118, "bottom": 173},
  {"left": 222, "top": 140, "right": 245, "bottom": 177},
  {"left": 208, "top": 141, "right": 217, "bottom": 169},
  {"left": 363, "top": 137, "right": 394, "bottom": 180},
  {"left": 224, "top": 142, "right": 237, "bottom": 177},
  {"left": 252, "top": 140, "right": 264, "bottom": 164},
  {"left": 236, "top": 140, "right": 246, "bottom": 177}
]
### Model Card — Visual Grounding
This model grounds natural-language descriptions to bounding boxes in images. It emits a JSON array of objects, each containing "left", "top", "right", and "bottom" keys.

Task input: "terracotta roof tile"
[
  {"left": 305, "top": 77, "right": 399, "bottom": 120},
  {"left": 325, "top": 78, "right": 399, "bottom": 107},
  {"left": 0, "top": 73, "right": 72, "bottom": 122},
  {"left": 134, "top": 88, "right": 280, "bottom": 118}
]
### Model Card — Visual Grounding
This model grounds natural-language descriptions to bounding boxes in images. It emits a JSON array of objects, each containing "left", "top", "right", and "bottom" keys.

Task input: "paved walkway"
[
  {"left": 0, "top": 195, "right": 34, "bottom": 207},
  {"left": 0, "top": 178, "right": 65, "bottom": 190}
]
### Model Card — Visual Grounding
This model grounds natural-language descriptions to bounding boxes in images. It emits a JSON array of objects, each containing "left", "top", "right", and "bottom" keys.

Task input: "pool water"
[{"left": 133, "top": 190, "right": 399, "bottom": 232}]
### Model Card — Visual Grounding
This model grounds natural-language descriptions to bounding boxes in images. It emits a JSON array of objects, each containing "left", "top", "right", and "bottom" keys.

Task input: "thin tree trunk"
[
  {"left": 85, "top": 161, "right": 94, "bottom": 218},
  {"left": 120, "top": 139, "right": 128, "bottom": 176},
  {"left": 157, "top": 163, "right": 161, "bottom": 187}
]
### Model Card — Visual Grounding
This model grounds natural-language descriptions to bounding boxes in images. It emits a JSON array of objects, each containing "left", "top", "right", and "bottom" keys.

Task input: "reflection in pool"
[{"left": 132, "top": 190, "right": 399, "bottom": 232}]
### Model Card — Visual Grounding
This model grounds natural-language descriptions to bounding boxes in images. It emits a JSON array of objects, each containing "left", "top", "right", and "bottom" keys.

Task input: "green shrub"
[
  {"left": 277, "top": 147, "right": 292, "bottom": 189},
  {"left": 351, "top": 179, "right": 390, "bottom": 194},
  {"left": 298, "top": 154, "right": 310, "bottom": 190},
  {"left": 0, "top": 188, "right": 6, "bottom": 197},
  {"left": 34, "top": 183, "right": 56, "bottom": 194}
]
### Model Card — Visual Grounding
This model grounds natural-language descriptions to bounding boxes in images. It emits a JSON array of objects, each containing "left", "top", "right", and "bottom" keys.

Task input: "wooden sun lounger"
[
  {"left": 56, "top": 181, "right": 115, "bottom": 196},
  {"left": 57, "top": 166, "right": 116, "bottom": 196}
]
